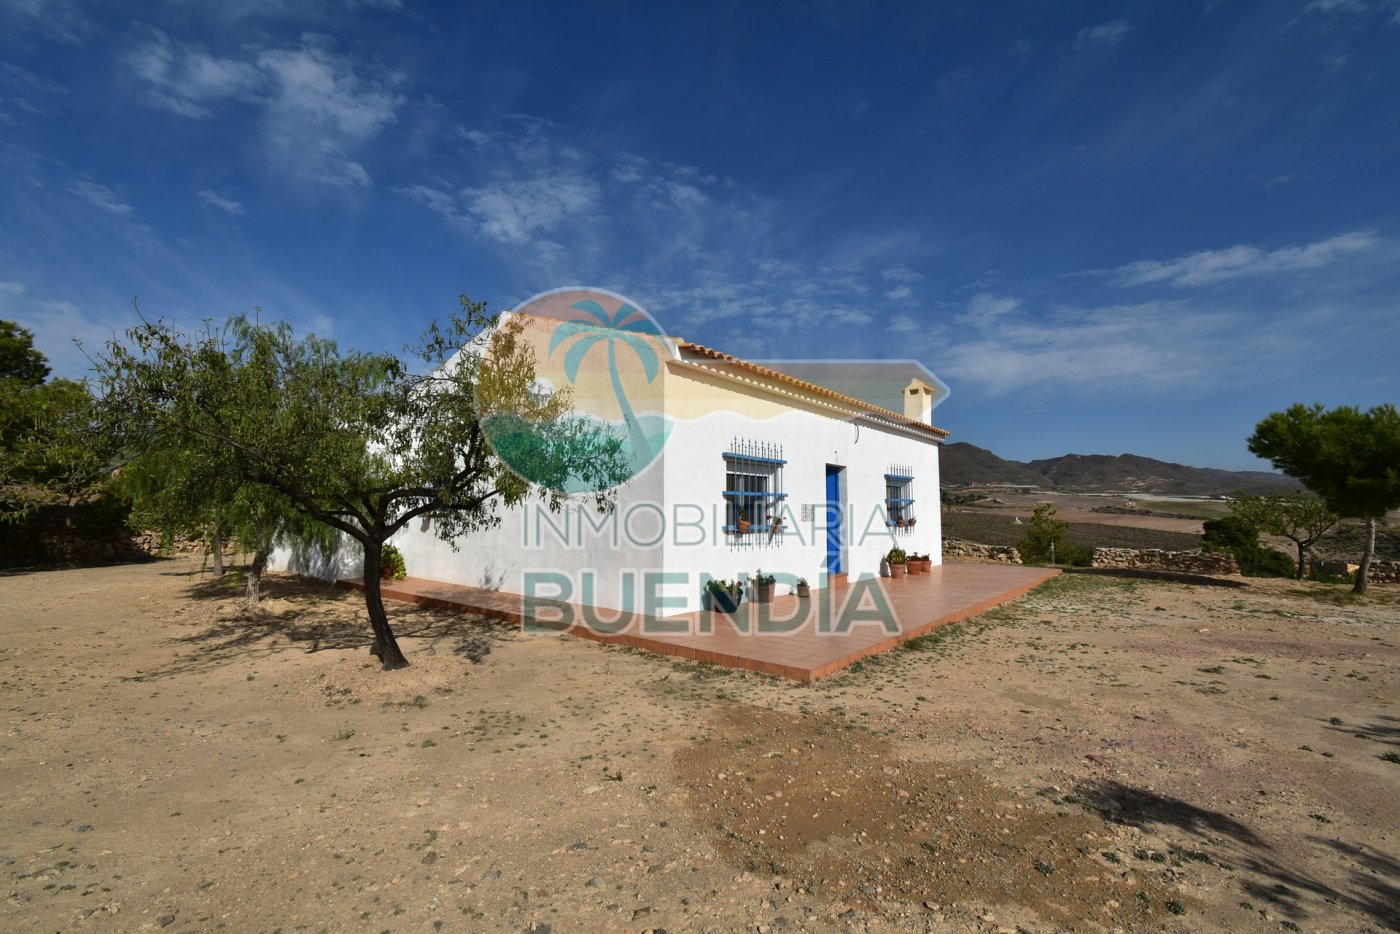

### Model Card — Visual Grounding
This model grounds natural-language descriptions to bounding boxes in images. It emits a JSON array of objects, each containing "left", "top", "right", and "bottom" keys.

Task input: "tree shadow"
[
  {"left": 1075, "top": 779, "right": 1400, "bottom": 928},
  {"left": 1074, "top": 779, "right": 1266, "bottom": 847},
  {"left": 1323, "top": 714, "right": 1400, "bottom": 748},
  {"left": 129, "top": 574, "right": 518, "bottom": 680}
]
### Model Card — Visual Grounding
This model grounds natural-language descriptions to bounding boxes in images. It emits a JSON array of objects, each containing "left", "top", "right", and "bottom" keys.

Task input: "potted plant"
[
  {"left": 794, "top": 576, "right": 810, "bottom": 598},
  {"left": 737, "top": 509, "right": 751, "bottom": 534},
  {"left": 380, "top": 543, "right": 407, "bottom": 581},
  {"left": 918, "top": 553, "right": 933, "bottom": 573},
  {"left": 908, "top": 517, "right": 918, "bottom": 529},
  {"left": 767, "top": 513, "right": 784, "bottom": 533},
  {"left": 896, "top": 515, "right": 906, "bottom": 529},
  {"left": 753, "top": 569, "right": 776, "bottom": 603},
  {"left": 706, "top": 578, "right": 743, "bottom": 614},
  {"left": 907, "top": 549, "right": 923, "bottom": 574},
  {"left": 887, "top": 546, "right": 908, "bottom": 579}
]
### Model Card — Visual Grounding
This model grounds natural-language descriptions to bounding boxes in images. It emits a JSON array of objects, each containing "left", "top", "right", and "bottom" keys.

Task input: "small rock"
[
  {"left": 923, "top": 901, "right": 941, "bottom": 911},
  {"left": 158, "top": 915, "right": 176, "bottom": 927},
  {"left": 74, "top": 825, "right": 93, "bottom": 833},
  {"left": 632, "top": 906, "right": 653, "bottom": 921},
  {"left": 568, "top": 842, "right": 588, "bottom": 852},
  {"left": 421, "top": 851, "right": 438, "bottom": 865},
  {"left": 585, "top": 876, "right": 603, "bottom": 888}
]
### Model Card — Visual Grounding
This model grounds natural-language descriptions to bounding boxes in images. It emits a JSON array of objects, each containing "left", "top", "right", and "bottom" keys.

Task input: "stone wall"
[
  {"left": 1090, "top": 547, "right": 1239, "bottom": 575},
  {"left": 0, "top": 501, "right": 155, "bottom": 569},
  {"left": 944, "top": 539, "right": 1023, "bottom": 564},
  {"left": 1312, "top": 558, "right": 1400, "bottom": 584}
]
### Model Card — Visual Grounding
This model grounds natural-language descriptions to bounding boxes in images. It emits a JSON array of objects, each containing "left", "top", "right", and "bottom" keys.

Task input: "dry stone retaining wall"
[
  {"left": 1313, "top": 558, "right": 1400, "bottom": 584},
  {"left": 943, "top": 539, "right": 1023, "bottom": 564},
  {"left": 1090, "top": 547, "right": 1239, "bottom": 575}
]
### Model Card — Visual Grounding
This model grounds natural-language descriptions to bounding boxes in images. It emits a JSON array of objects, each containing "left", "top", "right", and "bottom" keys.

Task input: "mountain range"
[{"left": 941, "top": 443, "right": 1300, "bottom": 495}]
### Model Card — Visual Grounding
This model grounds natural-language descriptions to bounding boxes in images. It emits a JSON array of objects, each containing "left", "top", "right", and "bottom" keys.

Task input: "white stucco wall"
[{"left": 272, "top": 348, "right": 944, "bottom": 617}]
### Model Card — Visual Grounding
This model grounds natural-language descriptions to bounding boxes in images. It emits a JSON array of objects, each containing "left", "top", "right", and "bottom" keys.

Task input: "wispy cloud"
[
  {"left": 197, "top": 189, "right": 245, "bottom": 215},
  {"left": 936, "top": 296, "right": 1308, "bottom": 397},
  {"left": 1305, "top": 0, "right": 1368, "bottom": 13},
  {"left": 1105, "top": 231, "right": 1379, "bottom": 288},
  {"left": 461, "top": 174, "right": 601, "bottom": 244},
  {"left": 1074, "top": 20, "right": 1130, "bottom": 51},
  {"left": 69, "top": 180, "right": 134, "bottom": 216},
  {"left": 124, "top": 27, "right": 402, "bottom": 187}
]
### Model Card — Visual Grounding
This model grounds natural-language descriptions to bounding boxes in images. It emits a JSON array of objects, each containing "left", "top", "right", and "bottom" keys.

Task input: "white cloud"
[
  {"left": 69, "top": 180, "right": 134, "bottom": 216},
  {"left": 197, "top": 189, "right": 245, "bottom": 215},
  {"left": 938, "top": 298, "right": 1261, "bottom": 396},
  {"left": 958, "top": 292, "right": 1021, "bottom": 324},
  {"left": 881, "top": 265, "right": 924, "bottom": 283},
  {"left": 1305, "top": 0, "right": 1368, "bottom": 12},
  {"left": 125, "top": 29, "right": 401, "bottom": 187},
  {"left": 885, "top": 285, "right": 914, "bottom": 302},
  {"left": 460, "top": 173, "right": 600, "bottom": 244},
  {"left": 1107, "top": 231, "right": 1378, "bottom": 288},
  {"left": 1074, "top": 20, "right": 1131, "bottom": 51},
  {"left": 0, "top": 280, "right": 26, "bottom": 295}
]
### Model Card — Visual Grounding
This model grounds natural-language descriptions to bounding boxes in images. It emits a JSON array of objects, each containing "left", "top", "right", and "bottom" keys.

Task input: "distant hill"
[{"left": 941, "top": 442, "right": 1300, "bottom": 495}]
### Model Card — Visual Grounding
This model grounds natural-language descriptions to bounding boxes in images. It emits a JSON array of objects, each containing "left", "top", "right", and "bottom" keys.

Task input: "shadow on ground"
[
  {"left": 130, "top": 573, "right": 518, "bottom": 680},
  {"left": 1076, "top": 779, "right": 1400, "bottom": 929}
]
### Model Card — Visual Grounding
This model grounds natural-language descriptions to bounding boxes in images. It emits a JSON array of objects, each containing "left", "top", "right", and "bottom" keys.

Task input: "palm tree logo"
[{"left": 546, "top": 297, "right": 667, "bottom": 477}]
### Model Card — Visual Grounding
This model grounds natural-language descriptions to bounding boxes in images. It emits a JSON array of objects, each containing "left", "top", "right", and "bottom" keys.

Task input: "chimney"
[{"left": 903, "top": 378, "right": 933, "bottom": 424}]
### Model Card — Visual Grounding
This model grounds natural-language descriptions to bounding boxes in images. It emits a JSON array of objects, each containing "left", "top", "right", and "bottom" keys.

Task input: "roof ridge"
[{"left": 676, "top": 340, "right": 949, "bottom": 438}]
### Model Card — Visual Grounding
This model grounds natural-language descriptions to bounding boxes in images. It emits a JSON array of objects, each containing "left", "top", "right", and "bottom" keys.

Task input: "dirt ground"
[{"left": 2, "top": 559, "right": 1398, "bottom": 933}]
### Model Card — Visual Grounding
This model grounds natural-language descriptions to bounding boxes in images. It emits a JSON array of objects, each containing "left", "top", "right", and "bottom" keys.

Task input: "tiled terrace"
[{"left": 343, "top": 563, "right": 1059, "bottom": 682}]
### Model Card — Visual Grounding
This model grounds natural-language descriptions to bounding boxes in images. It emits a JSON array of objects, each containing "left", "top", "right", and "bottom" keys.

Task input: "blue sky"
[{"left": 1, "top": 0, "right": 1396, "bottom": 471}]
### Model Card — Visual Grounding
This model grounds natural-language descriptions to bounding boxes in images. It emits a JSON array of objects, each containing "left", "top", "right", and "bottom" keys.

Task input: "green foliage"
[
  {"left": 0, "top": 321, "right": 51, "bottom": 387},
  {"left": 706, "top": 578, "right": 743, "bottom": 596},
  {"left": 1202, "top": 514, "right": 1258, "bottom": 551},
  {"left": 1, "top": 321, "right": 114, "bottom": 523},
  {"left": 1228, "top": 491, "right": 1339, "bottom": 579},
  {"left": 92, "top": 296, "right": 632, "bottom": 668},
  {"left": 1249, "top": 403, "right": 1400, "bottom": 592},
  {"left": 380, "top": 543, "right": 407, "bottom": 580},
  {"left": 1249, "top": 403, "right": 1400, "bottom": 520},
  {"left": 1017, "top": 502, "right": 1069, "bottom": 565},
  {"left": 1202, "top": 515, "right": 1294, "bottom": 577},
  {"left": 753, "top": 569, "right": 776, "bottom": 586},
  {"left": 886, "top": 546, "right": 907, "bottom": 564}
]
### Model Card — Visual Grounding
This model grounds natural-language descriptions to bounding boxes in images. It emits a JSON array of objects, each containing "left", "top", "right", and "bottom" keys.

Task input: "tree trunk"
[
  {"left": 210, "top": 527, "right": 225, "bottom": 577},
  {"left": 362, "top": 541, "right": 409, "bottom": 670},
  {"left": 244, "top": 545, "right": 269, "bottom": 611},
  {"left": 1353, "top": 516, "right": 1376, "bottom": 595},
  {"left": 1294, "top": 540, "right": 1306, "bottom": 580}
]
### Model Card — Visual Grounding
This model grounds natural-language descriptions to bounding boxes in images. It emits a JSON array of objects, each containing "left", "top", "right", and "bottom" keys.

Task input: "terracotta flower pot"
[
  {"left": 889, "top": 562, "right": 906, "bottom": 579},
  {"left": 907, "top": 559, "right": 922, "bottom": 574},
  {"left": 755, "top": 582, "right": 775, "bottom": 604},
  {"left": 796, "top": 584, "right": 810, "bottom": 598}
]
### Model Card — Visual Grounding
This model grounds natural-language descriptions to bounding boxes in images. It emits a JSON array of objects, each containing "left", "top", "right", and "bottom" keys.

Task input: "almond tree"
[
  {"left": 1228, "top": 491, "right": 1339, "bottom": 580},
  {"left": 95, "top": 298, "right": 630, "bottom": 668}
]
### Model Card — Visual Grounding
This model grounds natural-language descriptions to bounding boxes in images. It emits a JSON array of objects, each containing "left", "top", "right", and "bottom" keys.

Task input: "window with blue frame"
[
  {"left": 723, "top": 439, "right": 786, "bottom": 537},
  {"left": 885, "top": 464, "right": 915, "bottom": 529}
]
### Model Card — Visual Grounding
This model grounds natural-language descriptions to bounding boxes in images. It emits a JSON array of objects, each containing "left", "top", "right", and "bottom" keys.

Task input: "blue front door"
[{"left": 825, "top": 465, "right": 843, "bottom": 575}]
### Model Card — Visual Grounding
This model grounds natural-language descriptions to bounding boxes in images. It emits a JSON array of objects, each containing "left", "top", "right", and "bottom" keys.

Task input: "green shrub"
[
  {"left": 1018, "top": 503, "right": 1069, "bottom": 565},
  {"left": 1202, "top": 516, "right": 1293, "bottom": 577},
  {"left": 380, "top": 543, "right": 407, "bottom": 580}
]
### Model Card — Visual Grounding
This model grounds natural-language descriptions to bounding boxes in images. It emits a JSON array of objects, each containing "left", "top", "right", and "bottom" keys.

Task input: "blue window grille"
[
  {"left": 723, "top": 439, "right": 786, "bottom": 539},
  {"left": 885, "top": 464, "right": 915, "bottom": 530}
]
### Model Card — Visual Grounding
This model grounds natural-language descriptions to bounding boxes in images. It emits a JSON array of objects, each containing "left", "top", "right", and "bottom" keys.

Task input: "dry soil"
[{"left": 2, "top": 559, "right": 1397, "bottom": 933}]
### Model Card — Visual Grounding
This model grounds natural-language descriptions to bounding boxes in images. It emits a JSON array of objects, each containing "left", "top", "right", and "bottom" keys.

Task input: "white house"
[{"left": 277, "top": 292, "right": 951, "bottom": 618}]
